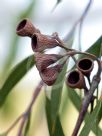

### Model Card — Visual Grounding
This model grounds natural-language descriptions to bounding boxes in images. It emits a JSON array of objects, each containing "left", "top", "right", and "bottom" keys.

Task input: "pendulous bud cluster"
[
  {"left": 16, "top": 18, "right": 96, "bottom": 90},
  {"left": 16, "top": 18, "right": 66, "bottom": 85}
]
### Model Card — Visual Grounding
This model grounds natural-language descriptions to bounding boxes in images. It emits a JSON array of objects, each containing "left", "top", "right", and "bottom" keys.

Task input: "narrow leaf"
[
  {"left": 51, "top": 64, "right": 67, "bottom": 122},
  {"left": 46, "top": 97, "right": 64, "bottom": 136},
  {"left": 0, "top": 55, "right": 35, "bottom": 106},
  {"left": 46, "top": 97, "right": 52, "bottom": 135},
  {"left": 79, "top": 100, "right": 102, "bottom": 136},
  {"left": 52, "top": 116, "right": 64, "bottom": 136},
  {"left": 67, "top": 86, "right": 102, "bottom": 136},
  {"left": 3, "top": 0, "right": 36, "bottom": 74},
  {"left": 86, "top": 36, "right": 102, "bottom": 57}
]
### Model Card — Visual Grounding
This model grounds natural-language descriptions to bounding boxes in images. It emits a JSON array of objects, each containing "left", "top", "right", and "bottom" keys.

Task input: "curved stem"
[
  {"left": 64, "top": 50, "right": 101, "bottom": 136},
  {"left": 17, "top": 80, "right": 44, "bottom": 136},
  {"left": 4, "top": 114, "right": 24, "bottom": 135},
  {"left": 1, "top": 81, "right": 44, "bottom": 136}
]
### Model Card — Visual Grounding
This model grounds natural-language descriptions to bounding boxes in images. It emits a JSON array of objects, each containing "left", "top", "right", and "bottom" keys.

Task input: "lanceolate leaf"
[
  {"left": 67, "top": 86, "right": 102, "bottom": 136},
  {"left": 46, "top": 97, "right": 64, "bottom": 136},
  {"left": 0, "top": 55, "right": 35, "bottom": 106},
  {"left": 52, "top": 115, "right": 64, "bottom": 136},
  {"left": 85, "top": 36, "right": 102, "bottom": 57},
  {"left": 79, "top": 100, "right": 102, "bottom": 136},
  {"left": 51, "top": 64, "right": 67, "bottom": 122},
  {"left": 3, "top": 0, "right": 36, "bottom": 74},
  {"left": 66, "top": 36, "right": 102, "bottom": 135},
  {"left": 46, "top": 97, "right": 52, "bottom": 135},
  {"left": 45, "top": 63, "right": 67, "bottom": 136}
]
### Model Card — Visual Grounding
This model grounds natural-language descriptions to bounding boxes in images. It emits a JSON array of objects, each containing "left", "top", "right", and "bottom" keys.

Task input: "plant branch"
[
  {"left": 72, "top": 75, "right": 101, "bottom": 136},
  {"left": 1, "top": 80, "right": 44, "bottom": 136},
  {"left": 17, "top": 80, "right": 44, "bottom": 136},
  {"left": 65, "top": 51, "right": 101, "bottom": 136},
  {"left": 63, "top": 0, "right": 93, "bottom": 43}
]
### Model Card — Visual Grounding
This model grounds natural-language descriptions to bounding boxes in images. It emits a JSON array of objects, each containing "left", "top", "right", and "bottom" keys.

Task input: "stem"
[
  {"left": 17, "top": 80, "right": 44, "bottom": 136},
  {"left": 72, "top": 75, "right": 100, "bottom": 136},
  {"left": 64, "top": 50, "right": 101, "bottom": 135},
  {"left": 63, "top": 0, "right": 93, "bottom": 43},
  {"left": 1, "top": 81, "right": 44, "bottom": 136},
  {"left": 4, "top": 114, "right": 24, "bottom": 135}
]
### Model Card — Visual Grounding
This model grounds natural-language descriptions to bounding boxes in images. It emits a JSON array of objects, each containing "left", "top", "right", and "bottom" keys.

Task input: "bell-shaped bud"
[
  {"left": 76, "top": 58, "right": 94, "bottom": 76},
  {"left": 16, "top": 19, "right": 40, "bottom": 37},
  {"left": 31, "top": 33, "right": 60, "bottom": 52},
  {"left": 35, "top": 52, "right": 62, "bottom": 72},
  {"left": 40, "top": 64, "right": 63, "bottom": 86},
  {"left": 66, "top": 70, "right": 86, "bottom": 89}
]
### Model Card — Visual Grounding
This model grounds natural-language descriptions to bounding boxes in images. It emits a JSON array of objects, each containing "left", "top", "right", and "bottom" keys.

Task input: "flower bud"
[
  {"left": 16, "top": 19, "right": 40, "bottom": 37},
  {"left": 35, "top": 52, "right": 62, "bottom": 72},
  {"left": 40, "top": 64, "right": 62, "bottom": 86},
  {"left": 31, "top": 33, "right": 60, "bottom": 52},
  {"left": 76, "top": 58, "right": 94, "bottom": 76},
  {"left": 66, "top": 70, "right": 85, "bottom": 89}
]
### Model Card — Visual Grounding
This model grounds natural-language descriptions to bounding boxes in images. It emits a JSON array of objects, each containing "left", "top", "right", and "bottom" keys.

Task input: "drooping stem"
[
  {"left": 72, "top": 75, "right": 101, "bottom": 136},
  {"left": 1, "top": 81, "right": 44, "bottom": 136},
  {"left": 64, "top": 50, "right": 102, "bottom": 135},
  {"left": 4, "top": 114, "right": 24, "bottom": 135},
  {"left": 17, "top": 80, "right": 44, "bottom": 136}
]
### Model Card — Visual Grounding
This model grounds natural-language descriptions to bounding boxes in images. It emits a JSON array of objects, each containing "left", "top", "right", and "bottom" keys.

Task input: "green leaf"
[
  {"left": 3, "top": 0, "right": 36, "bottom": 75},
  {"left": 79, "top": 100, "right": 102, "bottom": 136},
  {"left": 24, "top": 112, "right": 31, "bottom": 136},
  {"left": 46, "top": 97, "right": 64, "bottom": 136},
  {"left": 46, "top": 97, "right": 52, "bottom": 135},
  {"left": 52, "top": 115, "right": 64, "bottom": 136},
  {"left": 0, "top": 55, "right": 35, "bottom": 106},
  {"left": 51, "top": 64, "right": 67, "bottom": 122},
  {"left": 85, "top": 36, "right": 102, "bottom": 57},
  {"left": 67, "top": 86, "right": 102, "bottom": 136}
]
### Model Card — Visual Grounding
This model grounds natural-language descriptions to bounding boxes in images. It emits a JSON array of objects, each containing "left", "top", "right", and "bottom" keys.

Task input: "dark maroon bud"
[
  {"left": 35, "top": 52, "right": 62, "bottom": 72},
  {"left": 16, "top": 19, "right": 40, "bottom": 37},
  {"left": 66, "top": 70, "right": 86, "bottom": 89},
  {"left": 76, "top": 58, "right": 94, "bottom": 76},
  {"left": 31, "top": 33, "right": 60, "bottom": 52},
  {"left": 40, "top": 64, "right": 63, "bottom": 86}
]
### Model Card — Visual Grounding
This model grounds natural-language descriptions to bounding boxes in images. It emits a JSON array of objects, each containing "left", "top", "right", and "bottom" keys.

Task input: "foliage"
[{"left": 0, "top": 0, "right": 102, "bottom": 136}]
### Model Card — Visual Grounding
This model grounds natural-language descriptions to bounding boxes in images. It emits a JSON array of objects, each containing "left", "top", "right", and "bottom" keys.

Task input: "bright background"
[{"left": 0, "top": 0, "right": 102, "bottom": 136}]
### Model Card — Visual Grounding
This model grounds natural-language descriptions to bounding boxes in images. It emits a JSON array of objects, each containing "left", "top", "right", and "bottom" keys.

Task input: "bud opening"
[
  {"left": 77, "top": 58, "right": 94, "bottom": 76},
  {"left": 66, "top": 70, "right": 85, "bottom": 89},
  {"left": 32, "top": 34, "right": 37, "bottom": 50},
  {"left": 16, "top": 19, "right": 27, "bottom": 32},
  {"left": 68, "top": 71, "right": 80, "bottom": 84}
]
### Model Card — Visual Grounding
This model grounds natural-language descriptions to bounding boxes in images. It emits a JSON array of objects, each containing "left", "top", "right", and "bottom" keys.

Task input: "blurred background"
[{"left": 0, "top": 0, "right": 102, "bottom": 135}]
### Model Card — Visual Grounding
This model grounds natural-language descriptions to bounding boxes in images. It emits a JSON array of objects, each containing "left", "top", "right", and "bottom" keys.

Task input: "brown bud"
[
  {"left": 31, "top": 33, "right": 60, "bottom": 52},
  {"left": 16, "top": 19, "right": 40, "bottom": 37},
  {"left": 76, "top": 58, "right": 94, "bottom": 76},
  {"left": 66, "top": 70, "right": 86, "bottom": 89},
  {"left": 40, "top": 65, "right": 62, "bottom": 86},
  {"left": 35, "top": 52, "right": 62, "bottom": 72}
]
